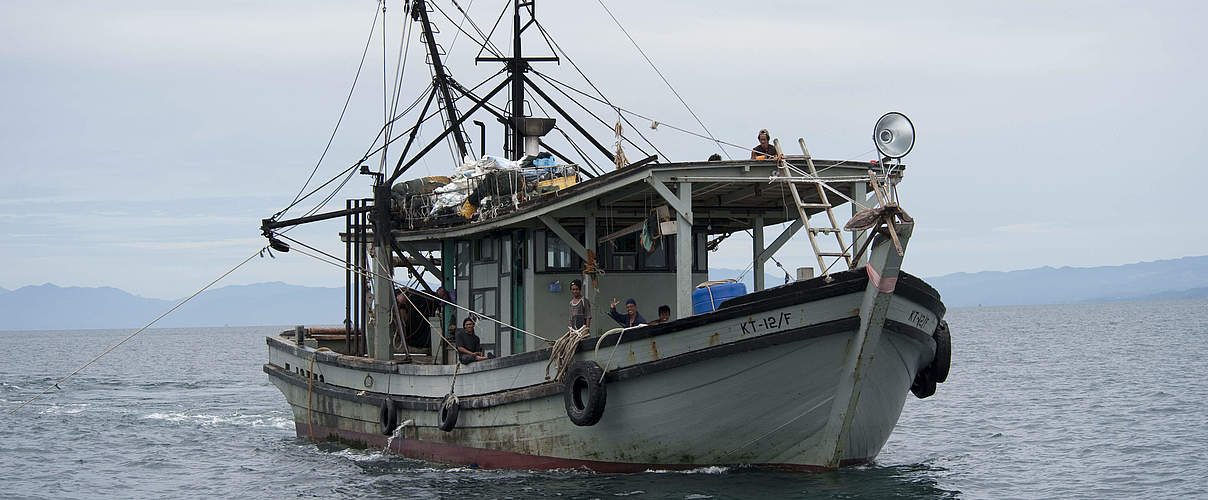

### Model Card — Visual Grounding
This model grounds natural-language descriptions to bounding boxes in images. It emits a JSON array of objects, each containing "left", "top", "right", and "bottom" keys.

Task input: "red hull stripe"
[{"left": 298, "top": 423, "right": 867, "bottom": 472}]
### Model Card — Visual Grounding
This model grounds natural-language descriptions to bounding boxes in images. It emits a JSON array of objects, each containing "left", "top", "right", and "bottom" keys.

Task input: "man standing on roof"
[
  {"left": 608, "top": 298, "right": 647, "bottom": 327},
  {"left": 750, "top": 129, "right": 777, "bottom": 159}
]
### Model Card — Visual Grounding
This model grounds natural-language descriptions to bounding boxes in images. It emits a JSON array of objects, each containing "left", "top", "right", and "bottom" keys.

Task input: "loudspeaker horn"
[{"left": 873, "top": 112, "right": 915, "bottom": 159}]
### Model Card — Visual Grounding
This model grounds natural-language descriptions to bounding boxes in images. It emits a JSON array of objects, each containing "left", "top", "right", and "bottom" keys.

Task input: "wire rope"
[
  {"left": 276, "top": 3, "right": 382, "bottom": 221},
  {"left": 9, "top": 246, "right": 267, "bottom": 414},
  {"left": 276, "top": 233, "right": 553, "bottom": 343},
  {"left": 531, "top": 19, "right": 667, "bottom": 161},
  {"left": 594, "top": 0, "right": 728, "bottom": 158},
  {"left": 526, "top": 72, "right": 655, "bottom": 162}
]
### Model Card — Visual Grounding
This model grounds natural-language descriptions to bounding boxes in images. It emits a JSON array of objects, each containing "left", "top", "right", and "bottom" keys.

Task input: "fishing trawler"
[{"left": 260, "top": 0, "right": 950, "bottom": 471}]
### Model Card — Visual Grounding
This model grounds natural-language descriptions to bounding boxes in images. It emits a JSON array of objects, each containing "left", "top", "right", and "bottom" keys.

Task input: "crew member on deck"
[
  {"left": 568, "top": 279, "right": 592, "bottom": 330},
  {"left": 608, "top": 298, "right": 647, "bottom": 327},
  {"left": 750, "top": 129, "right": 777, "bottom": 159},
  {"left": 648, "top": 305, "right": 671, "bottom": 325},
  {"left": 456, "top": 317, "right": 493, "bottom": 364}
]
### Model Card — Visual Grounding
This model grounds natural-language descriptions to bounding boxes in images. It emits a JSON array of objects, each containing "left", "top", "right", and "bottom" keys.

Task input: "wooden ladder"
[{"left": 773, "top": 138, "right": 854, "bottom": 279}]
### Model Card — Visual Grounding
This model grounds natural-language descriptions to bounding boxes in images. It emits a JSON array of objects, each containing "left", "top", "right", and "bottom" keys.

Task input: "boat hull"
[{"left": 265, "top": 270, "right": 943, "bottom": 471}]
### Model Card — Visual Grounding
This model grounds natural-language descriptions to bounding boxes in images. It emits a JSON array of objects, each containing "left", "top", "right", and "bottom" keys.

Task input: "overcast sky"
[{"left": 2, "top": 1, "right": 1204, "bottom": 299}]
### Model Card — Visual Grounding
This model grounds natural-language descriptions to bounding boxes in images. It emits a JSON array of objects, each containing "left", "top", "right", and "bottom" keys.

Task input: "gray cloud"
[{"left": 1, "top": 0, "right": 1203, "bottom": 298}]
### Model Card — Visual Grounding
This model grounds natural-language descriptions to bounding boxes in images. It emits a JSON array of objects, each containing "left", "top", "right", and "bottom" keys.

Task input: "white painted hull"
[{"left": 265, "top": 271, "right": 942, "bottom": 470}]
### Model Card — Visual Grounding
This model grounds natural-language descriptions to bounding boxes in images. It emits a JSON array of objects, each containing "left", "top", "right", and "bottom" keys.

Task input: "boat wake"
[
  {"left": 329, "top": 447, "right": 395, "bottom": 463},
  {"left": 643, "top": 466, "right": 730, "bottom": 475},
  {"left": 37, "top": 403, "right": 89, "bottom": 415},
  {"left": 142, "top": 411, "right": 293, "bottom": 430}
]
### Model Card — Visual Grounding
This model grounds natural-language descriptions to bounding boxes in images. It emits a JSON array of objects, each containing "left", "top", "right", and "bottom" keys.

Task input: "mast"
[
  {"left": 510, "top": 0, "right": 524, "bottom": 160},
  {"left": 413, "top": 0, "right": 468, "bottom": 159},
  {"left": 475, "top": 0, "right": 559, "bottom": 160}
]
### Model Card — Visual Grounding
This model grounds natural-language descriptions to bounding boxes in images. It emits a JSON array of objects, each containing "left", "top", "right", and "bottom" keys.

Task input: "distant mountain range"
[
  {"left": 926, "top": 255, "right": 1208, "bottom": 307},
  {"left": 2, "top": 257, "right": 1205, "bottom": 330},
  {"left": 0, "top": 282, "right": 344, "bottom": 331}
]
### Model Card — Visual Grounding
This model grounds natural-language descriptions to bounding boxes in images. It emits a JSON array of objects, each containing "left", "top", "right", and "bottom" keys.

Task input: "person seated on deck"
[
  {"left": 456, "top": 317, "right": 494, "bottom": 364},
  {"left": 608, "top": 298, "right": 647, "bottom": 328},
  {"left": 750, "top": 129, "right": 777, "bottom": 159},
  {"left": 647, "top": 304, "right": 671, "bottom": 325}
]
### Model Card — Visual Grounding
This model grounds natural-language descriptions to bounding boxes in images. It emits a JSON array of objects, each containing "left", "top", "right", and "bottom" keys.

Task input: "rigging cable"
[
  {"left": 284, "top": 85, "right": 453, "bottom": 228},
  {"left": 379, "top": 0, "right": 390, "bottom": 175},
  {"left": 384, "top": 1, "right": 416, "bottom": 175},
  {"left": 526, "top": 72, "right": 655, "bottom": 163},
  {"left": 8, "top": 246, "right": 268, "bottom": 414},
  {"left": 275, "top": 3, "right": 382, "bottom": 221},
  {"left": 533, "top": 71, "right": 753, "bottom": 155},
  {"left": 439, "top": 0, "right": 505, "bottom": 57},
  {"left": 523, "top": 88, "right": 606, "bottom": 176},
  {"left": 594, "top": 0, "right": 729, "bottom": 158},
  {"left": 531, "top": 19, "right": 667, "bottom": 161},
  {"left": 275, "top": 233, "right": 553, "bottom": 343},
  {"left": 477, "top": 0, "right": 513, "bottom": 60}
]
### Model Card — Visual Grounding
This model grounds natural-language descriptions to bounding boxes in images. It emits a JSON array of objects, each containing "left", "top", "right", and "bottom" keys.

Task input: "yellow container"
[
  {"left": 536, "top": 175, "right": 577, "bottom": 192},
  {"left": 458, "top": 200, "right": 477, "bottom": 219}
]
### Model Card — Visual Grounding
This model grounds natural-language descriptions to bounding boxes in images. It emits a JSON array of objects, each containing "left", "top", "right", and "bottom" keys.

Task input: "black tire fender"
[
  {"left": 564, "top": 360, "right": 607, "bottom": 426},
  {"left": 438, "top": 393, "right": 460, "bottom": 432},
  {"left": 931, "top": 319, "right": 951, "bottom": 384},
  {"left": 379, "top": 398, "right": 398, "bottom": 435},
  {"left": 911, "top": 370, "right": 936, "bottom": 399}
]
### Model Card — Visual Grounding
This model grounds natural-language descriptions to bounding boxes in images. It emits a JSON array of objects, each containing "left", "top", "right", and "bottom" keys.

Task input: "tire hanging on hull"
[
  {"left": 931, "top": 320, "right": 951, "bottom": 383},
  {"left": 911, "top": 319, "right": 952, "bottom": 399},
  {"left": 380, "top": 398, "right": 398, "bottom": 435},
  {"left": 564, "top": 360, "right": 607, "bottom": 426},
  {"left": 438, "top": 393, "right": 460, "bottom": 432}
]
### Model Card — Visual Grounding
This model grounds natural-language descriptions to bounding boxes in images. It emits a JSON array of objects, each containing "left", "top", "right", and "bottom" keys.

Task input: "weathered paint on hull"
[
  {"left": 266, "top": 318, "right": 933, "bottom": 471},
  {"left": 298, "top": 420, "right": 870, "bottom": 472}
]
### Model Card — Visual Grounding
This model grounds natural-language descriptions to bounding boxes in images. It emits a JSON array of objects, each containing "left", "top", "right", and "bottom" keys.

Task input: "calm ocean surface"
[{"left": 2, "top": 299, "right": 1206, "bottom": 499}]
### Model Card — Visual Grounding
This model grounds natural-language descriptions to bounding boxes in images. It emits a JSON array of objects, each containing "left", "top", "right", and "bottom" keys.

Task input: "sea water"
[{"left": 2, "top": 299, "right": 1207, "bottom": 499}]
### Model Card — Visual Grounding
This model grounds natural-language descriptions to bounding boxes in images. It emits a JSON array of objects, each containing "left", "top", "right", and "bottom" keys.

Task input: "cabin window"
[
  {"left": 455, "top": 241, "right": 471, "bottom": 278},
  {"left": 547, "top": 236, "right": 573, "bottom": 269},
  {"left": 475, "top": 237, "right": 497, "bottom": 263},
  {"left": 604, "top": 234, "right": 637, "bottom": 271},
  {"left": 500, "top": 236, "right": 512, "bottom": 276},
  {"left": 536, "top": 230, "right": 580, "bottom": 273},
  {"left": 599, "top": 232, "right": 672, "bottom": 272},
  {"left": 471, "top": 288, "right": 499, "bottom": 345}
]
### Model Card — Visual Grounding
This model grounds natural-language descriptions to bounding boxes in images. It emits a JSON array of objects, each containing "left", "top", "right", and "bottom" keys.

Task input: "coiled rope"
[{"left": 545, "top": 325, "right": 591, "bottom": 382}]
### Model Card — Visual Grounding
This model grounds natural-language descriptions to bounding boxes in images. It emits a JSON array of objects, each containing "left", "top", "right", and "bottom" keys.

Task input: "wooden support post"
[
  {"left": 808, "top": 223, "right": 913, "bottom": 468},
  {"left": 537, "top": 215, "right": 591, "bottom": 262},
  {"left": 523, "top": 231, "right": 537, "bottom": 352},
  {"left": 752, "top": 214, "right": 765, "bottom": 292},
  {"left": 584, "top": 209, "right": 597, "bottom": 302},
  {"left": 647, "top": 173, "right": 693, "bottom": 225},
  {"left": 851, "top": 179, "right": 868, "bottom": 266},
  {"left": 429, "top": 316, "right": 443, "bottom": 364},
  {"left": 675, "top": 182, "right": 693, "bottom": 318},
  {"left": 371, "top": 184, "right": 394, "bottom": 361},
  {"left": 399, "top": 242, "right": 441, "bottom": 277},
  {"left": 758, "top": 220, "right": 804, "bottom": 264}
]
